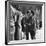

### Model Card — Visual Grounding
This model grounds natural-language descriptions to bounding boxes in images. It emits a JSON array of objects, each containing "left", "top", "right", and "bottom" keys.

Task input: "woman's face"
[
  {"left": 27, "top": 10, "right": 32, "bottom": 17},
  {"left": 29, "top": 10, "right": 33, "bottom": 16}
]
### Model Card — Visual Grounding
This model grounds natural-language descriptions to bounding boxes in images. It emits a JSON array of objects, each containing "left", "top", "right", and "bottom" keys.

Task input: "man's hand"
[{"left": 24, "top": 24, "right": 26, "bottom": 27}]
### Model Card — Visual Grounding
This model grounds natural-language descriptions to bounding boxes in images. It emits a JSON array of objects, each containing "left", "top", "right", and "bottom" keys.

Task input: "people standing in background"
[
  {"left": 21, "top": 10, "right": 36, "bottom": 40},
  {"left": 28, "top": 10, "right": 36, "bottom": 39},
  {"left": 13, "top": 6, "right": 24, "bottom": 40},
  {"left": 14, "top": 14, "right": 20, "bottom": 40}
]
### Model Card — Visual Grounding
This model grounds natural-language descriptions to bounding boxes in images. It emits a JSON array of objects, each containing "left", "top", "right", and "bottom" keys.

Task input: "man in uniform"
[{"left": 21, "top": 10, "right": 36, "bottom": 40}]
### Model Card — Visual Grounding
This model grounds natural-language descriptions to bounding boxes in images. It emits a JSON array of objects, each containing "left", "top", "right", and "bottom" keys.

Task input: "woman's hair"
[
  {"left": 27, "top": 10, "right": 34, "bottom": 16},
  {"left": 27, "top": 10, "right": 29, "bottom": 14},
  {"left": 12, "top": 4, "right": 21, "bottom": 11}
]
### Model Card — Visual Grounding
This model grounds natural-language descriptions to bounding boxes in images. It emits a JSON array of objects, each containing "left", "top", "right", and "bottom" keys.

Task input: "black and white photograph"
[{"left": 5, "top": 1, "right": 45, "bottom": 45}]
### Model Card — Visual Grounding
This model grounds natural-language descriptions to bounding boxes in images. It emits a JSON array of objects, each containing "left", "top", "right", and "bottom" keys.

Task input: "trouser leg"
[
  {"left": 30, "top": 30, "right": 36, "bottom": 40},
  {"left": 14, "top": 28, "right": 19, "bottom": 40},
  {"left": 26, "top": 32, "right": 29, "bottom": 40}
]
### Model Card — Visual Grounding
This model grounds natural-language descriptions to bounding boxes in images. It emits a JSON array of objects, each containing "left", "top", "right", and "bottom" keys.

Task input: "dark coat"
[{"left": 21, "top": 16, "right": 35, "bottom": 32}]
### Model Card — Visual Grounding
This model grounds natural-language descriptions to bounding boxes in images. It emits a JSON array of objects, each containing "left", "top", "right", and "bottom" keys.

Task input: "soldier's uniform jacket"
[{"left": 21, "top": 16, "right": 35, "bottom": 32}]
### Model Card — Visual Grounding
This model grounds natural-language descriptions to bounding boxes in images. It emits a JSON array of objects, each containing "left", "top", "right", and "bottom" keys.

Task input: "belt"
[{"left": 26, "top": 23, "right": 31, "bottom": 25}]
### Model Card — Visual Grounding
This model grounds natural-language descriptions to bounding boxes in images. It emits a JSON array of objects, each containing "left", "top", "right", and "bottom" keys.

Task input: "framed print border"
[{"left": 5, "top": 1, "right": 45, "bottom": 45}]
